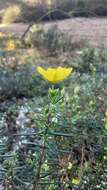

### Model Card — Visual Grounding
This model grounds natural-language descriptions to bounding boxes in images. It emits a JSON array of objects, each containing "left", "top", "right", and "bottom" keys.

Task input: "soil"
[{"left": 0, "top": 17, "right": 107, "bottom": 48}]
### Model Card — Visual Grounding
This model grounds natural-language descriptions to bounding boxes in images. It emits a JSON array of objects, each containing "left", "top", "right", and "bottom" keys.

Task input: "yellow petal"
[
  {"left": 55, "top": 67, "right": 72, "bottom": 83},
  {"left": 37, "top": 66, "right": 46, "bottom": 75},
  {"left": 37, "top": 67, "right": 73, "bottom": 84},
  {"left": 6, "top": 40, "right": 16, "bottom": 51}
]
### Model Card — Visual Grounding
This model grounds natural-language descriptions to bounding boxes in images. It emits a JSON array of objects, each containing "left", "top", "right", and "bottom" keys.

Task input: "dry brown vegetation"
[
  {"left": 0, "top": 17, "right": 107, "bottom": 48},
  {"left": 0, "top": 0, "right": 107, "bottom": 24}
]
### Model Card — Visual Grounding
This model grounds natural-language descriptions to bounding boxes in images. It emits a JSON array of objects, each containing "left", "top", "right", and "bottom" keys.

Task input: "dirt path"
[{"left": 0, "top": 17, "right": 107, "bottom": 47}]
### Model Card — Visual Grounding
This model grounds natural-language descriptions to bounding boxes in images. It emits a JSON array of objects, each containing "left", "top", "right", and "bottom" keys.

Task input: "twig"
[
  {"left": 33, "top": 144, "right": 45, "bottom": 190},
  {"left": 21, "top": 7, "right": 97, "bottom": 39},
  {"left": 21, "top": 8, "right": 71, "bottom": 38},
  {"left": 33, "top": 115, "right": 50, "bottom": 190}
]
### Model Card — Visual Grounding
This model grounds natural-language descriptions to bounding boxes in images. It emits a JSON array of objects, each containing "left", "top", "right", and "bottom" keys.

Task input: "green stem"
[{"left": 33, "top": 115, "right": 50, "bottom": 190}]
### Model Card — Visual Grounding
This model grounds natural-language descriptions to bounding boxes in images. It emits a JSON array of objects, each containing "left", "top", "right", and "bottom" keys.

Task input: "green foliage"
[
  {"left": 0, "top": 39, "right": 107, "bottom": 189},
  {"left": 68, "top": 46, "right": 107, "bottom": 74},
  {"left": 0, "top": 72, "right": 107, "bottom": 189},
  {"left": 42, "top": 25, "right": 61, "bottom": 55},
  {"left": 70, "top": 46, "right": 97, "bottom": 73},
  {"left": 0, "top": 64, "right": 50, "bottom": 100}
]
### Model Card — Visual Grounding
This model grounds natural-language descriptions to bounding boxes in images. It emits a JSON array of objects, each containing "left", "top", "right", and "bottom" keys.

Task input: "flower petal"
[{"left": 37, "top": 66, "right": 73, "bottom": 84}]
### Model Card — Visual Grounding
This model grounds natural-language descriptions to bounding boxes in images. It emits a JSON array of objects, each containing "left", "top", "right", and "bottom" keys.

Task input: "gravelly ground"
[{"left": 0, "top": 17, "right": 107, "bottom": 48}]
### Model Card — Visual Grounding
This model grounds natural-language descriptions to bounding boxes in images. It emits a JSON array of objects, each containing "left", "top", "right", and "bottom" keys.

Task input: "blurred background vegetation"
[{"left": 0, "top": 0, "right": 107, "bottom": 24}]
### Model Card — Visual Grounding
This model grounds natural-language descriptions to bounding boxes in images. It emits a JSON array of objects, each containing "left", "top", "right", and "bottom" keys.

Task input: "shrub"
[
  {"left": 54, "top": 0, "right": 76, "bottom": 12},
  {"left": 53, "top": 0, "right": 107, "bottom": 17},
  {"left": 42, "top": 25, "right": 61, "bottom": 55},
  {"left": 0, "top": 60, "right": 49, "bottom": 100},
  {"left": 2, "top": 5, "right": 21, "bottom": 24},
  {"left": 25, "top": 24, "right": 73, "bottom": 55},
  {"left": 69, "top": 46, "right": 107, "bottom": 74},
  {"left": 0, "top": 70, "right": 107, "bottom": 189},
  {"left": 70, "top": 46, "right": 97, "bottom": 73},
  {"left": 0, "top": 37, "right": 107, "bottom": 189},
  {"left": 1, "top": 0, "right": 107, "bottom": 24},
  {"left": 84, "top": 0, "right": 107, "bottom": 16}
]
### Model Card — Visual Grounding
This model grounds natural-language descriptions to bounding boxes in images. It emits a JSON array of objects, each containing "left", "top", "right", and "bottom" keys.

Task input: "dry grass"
[{"left": 0, "top": 18, "right": 107, "bottom": 47}]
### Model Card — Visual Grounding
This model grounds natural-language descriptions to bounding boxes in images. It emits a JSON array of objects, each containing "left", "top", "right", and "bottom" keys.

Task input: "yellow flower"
[
  {"left": 6, "top": 40, "right": 16, "bottom": 51},
  {"left": 37, "top": 66, "right": 73, "bottom": 84},
  {"left": 72, "top": 178, "right": 80, "bottom": 185}
]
